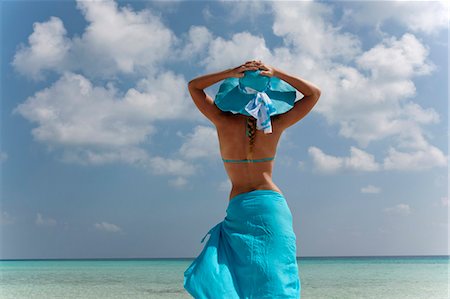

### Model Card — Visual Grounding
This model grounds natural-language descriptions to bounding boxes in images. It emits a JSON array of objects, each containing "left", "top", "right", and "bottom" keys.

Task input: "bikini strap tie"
[{"left": 238, "top": 84, "right": 276, "bottom": 134}]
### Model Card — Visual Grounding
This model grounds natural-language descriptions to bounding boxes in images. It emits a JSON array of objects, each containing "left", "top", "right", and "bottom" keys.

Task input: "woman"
[{"left": 184, "top": 60, "right": 321, "bottom": 299}]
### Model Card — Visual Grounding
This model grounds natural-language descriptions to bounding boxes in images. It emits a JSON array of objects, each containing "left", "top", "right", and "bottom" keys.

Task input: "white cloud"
[
  {"left": 178, "top": 125, "right": 220, "bottom": 160},
  {"left": 265, "top": 2, "right": 446, "bottom": 171},
  {"left": 356, "top": 33, "right": 435, "bottom": 79},
  {"left": 383, "top": 145, "right": 448, "bottom": 171},
  {"left": 11, "top": 0, "right": 447, "bottom": 177},
  {"left": 12, "top": 70, "right": 199, "bottom": 179},
  {"left": 346, "top": 146, "right": 380, "bottom": 171},
  {"left": 326, "top": 33, "right": 437, "bottom": 148},
  {"left": 13, "top": 0, "right": 177, "bottom": 80},
  {"left": 384, "top": 203, "right": 411, "bottom": 215},
  {"left": 361, "top": 185, "right": 381, "bottom": 194},
  {"left": 127, "top": 70, "right": 197, "bottom": 121},
  {"left": 341, "top": 1, "right": 449, "bottom": 36},
  {"left": 402, "top": 102, "right": 440, "bottom": 125},
  {"left": 0, "top": 210, "right": 15, "bottom": 225},
  {"left": 74, "top": 0, "right": 176, "bottom": 78},
  {"left": 440, "top": 196, "right": 449, "bottom": 207},
  {"left": 36, "top": 213, "right": 57, "bottom": 226},
  {"left": 309, "top": 144, "right": 446, "bottom": 173},
  {"left": 308, "top": 146, "right": 380, "bottom": 173},
  {"left": 10, "top": 0, "right": 214, "bottom": 184},
  {"left": 177, "top": 26, "right": 213, "bottom": 61},
  {"left": 203, "top": 32, "right": 273, "bottom": 71},
  {"left": 308, "top": 146, "right": 344, "bottom": 173},
  {"left": 94, "top": 221, "right": 122, "bottom": 233},
  {"left": 12, "top": 16, "right": 71, "bottom": 81},
  {"left": 272, "top": 1, "right": 362, "bottom": 61},
  {"left": 13, "top": 72, "right": 152, "bottom": 148},
  {"left": 12, "top": 71, "right": 196, "bottom": 166}
]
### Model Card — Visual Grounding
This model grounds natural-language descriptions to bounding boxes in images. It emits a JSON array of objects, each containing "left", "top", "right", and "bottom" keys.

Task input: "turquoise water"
[{"left": 0, "top": 256, "right": 448, "bottom": 298}]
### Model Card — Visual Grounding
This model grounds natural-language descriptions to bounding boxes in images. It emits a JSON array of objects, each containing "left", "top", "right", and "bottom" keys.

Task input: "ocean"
[{"left": 0, "top": 256, "right": 448, "bottom": 298}]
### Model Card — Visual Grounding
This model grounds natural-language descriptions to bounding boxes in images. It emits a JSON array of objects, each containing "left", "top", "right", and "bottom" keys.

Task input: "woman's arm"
[
  {"left": 273, "top": 68, "right": 321, "bottom": 97},
  {"left": 187, "top": 61, "right": 260, "bottom": 126},
  {"left": 257, "top": 61, "right": 322, "bottom": 130}
]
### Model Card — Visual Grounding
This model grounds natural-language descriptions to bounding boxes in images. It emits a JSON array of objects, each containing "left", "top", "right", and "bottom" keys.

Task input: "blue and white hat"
[{"left": 214, "top": 70, "right": 297, "bottom": 134}]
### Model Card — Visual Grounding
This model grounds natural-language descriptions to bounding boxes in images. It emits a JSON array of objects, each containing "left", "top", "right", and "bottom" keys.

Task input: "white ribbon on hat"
[{"left": 241, "top": 86, "right": 276, "bottom": 134}]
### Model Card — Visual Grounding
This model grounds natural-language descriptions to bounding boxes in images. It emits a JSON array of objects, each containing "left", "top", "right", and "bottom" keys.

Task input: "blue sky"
[{"left": 0, "top": 0, "right": 448, "bottom": 259}]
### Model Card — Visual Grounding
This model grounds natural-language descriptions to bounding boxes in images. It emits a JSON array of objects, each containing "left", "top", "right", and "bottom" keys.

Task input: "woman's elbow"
[
  {"left": 188, "top": 80, "right": 202, "bottom": 91},
  {"left": 313, "top": 88, "right": 321, "bottom": 100}
]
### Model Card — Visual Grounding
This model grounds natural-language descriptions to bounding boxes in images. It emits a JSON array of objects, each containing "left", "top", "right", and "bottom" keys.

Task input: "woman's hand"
[
  {"left": 255, "top": 61, "right": 277, "bottom": 77},
  {"left": 228, "top": 60, "right": 260, "bottom": 78}
]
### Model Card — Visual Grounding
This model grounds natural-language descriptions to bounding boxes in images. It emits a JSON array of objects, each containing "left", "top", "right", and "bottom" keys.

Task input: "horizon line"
[{"left": 1, "top": 254, "right": 449, "bottom": 261}]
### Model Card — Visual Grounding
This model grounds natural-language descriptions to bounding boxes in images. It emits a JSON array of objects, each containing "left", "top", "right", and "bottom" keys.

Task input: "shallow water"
[{"left": 0, "top": 256, "right": 448, "bottom": 298}]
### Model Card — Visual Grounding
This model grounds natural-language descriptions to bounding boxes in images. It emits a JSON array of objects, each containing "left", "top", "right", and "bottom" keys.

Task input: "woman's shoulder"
[{"left": 215, "top": 113, "right": 244, "bottom": 129}]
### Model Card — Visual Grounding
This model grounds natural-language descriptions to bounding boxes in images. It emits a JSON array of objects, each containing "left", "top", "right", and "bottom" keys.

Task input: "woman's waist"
[
  {"left": 227, "top": 170, "right": 274, "bottom": 185},
  {"left": 229, "top": 181, "right": 283, "bottom": 200}
]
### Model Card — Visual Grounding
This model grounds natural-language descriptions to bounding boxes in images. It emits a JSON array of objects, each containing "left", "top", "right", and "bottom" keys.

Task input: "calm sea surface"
[{"left": 0, "top": 256, "right": 448, "bottom": 298}]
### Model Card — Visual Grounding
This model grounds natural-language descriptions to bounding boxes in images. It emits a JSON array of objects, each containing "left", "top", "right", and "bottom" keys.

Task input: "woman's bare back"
[
  {"left": 187, "top": 60, "right": 321, "bottom": 201},
  {"left": 216, "top": 113, "right": 285, "bottom": 201}
]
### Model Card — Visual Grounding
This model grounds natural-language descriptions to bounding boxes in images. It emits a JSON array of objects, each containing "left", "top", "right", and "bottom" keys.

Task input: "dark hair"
[{"left": 246, "top": 117, "right": 257, "bottom": 157}]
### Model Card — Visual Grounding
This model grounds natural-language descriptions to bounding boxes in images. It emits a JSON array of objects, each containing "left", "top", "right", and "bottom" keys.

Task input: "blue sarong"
[{"left": 184, "top": 189, "right": 301, "bottom": 298}]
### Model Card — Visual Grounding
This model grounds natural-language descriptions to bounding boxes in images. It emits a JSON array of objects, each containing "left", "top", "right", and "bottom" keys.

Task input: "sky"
[{"left": 0, "top": 0, "right": 448, "bottom": 259}]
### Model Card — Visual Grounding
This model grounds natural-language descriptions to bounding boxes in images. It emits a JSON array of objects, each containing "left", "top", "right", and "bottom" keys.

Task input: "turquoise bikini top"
[{"left": 221, "top": 117, "right": 275, "bottom": 164}]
